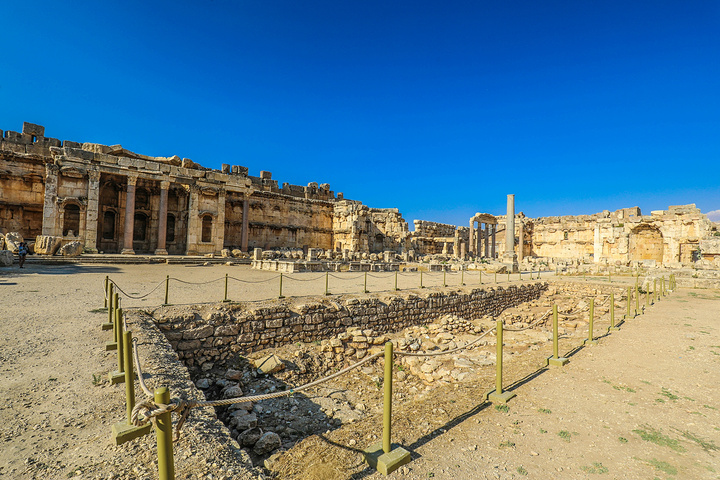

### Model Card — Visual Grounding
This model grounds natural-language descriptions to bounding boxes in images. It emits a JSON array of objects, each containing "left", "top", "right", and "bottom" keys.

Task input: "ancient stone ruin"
[{"left": 1, "top": 121, "right": 718, "bottom": 271}]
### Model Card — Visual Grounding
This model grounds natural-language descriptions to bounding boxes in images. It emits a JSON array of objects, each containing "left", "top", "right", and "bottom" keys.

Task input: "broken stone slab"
[
  {"left": 59, "top": 241, "right": 83, "bottom": 256},
  {"left": 253, "top": 432, "right": 281, "bottom": 455},
  {"left": 229, "top": 411, "right": 257, "bottom": 431},
  {"left": 254, "top": 354, "right": 285, "bottom": 374},
  {"left": 4, "top": 232, "right": 22, "bottom": 252},
  {"left": 34, "top": 235, "right": 63, "bottom": 255},
  {"left": 0, "top": 250, "right": 13, "bottom": 267}
]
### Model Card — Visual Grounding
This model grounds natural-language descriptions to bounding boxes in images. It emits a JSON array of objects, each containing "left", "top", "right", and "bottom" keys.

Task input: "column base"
[
  {"left": 364, "top": 442, "right": 411, "bottom": 475},
  {"left": 120, "top": 248, "right": 135, "bottom": 255},
  {"left": 502, "top": 253, "right": 519, "bottom": 273},
  {"left": 546, "top": 356, "right": 569, "bottom": 367},
  {"left": 486, "top": 389, "right": 516, "bottom": 404},
  {"left": 154, "top": 249, "right": 168, "bottom": 255},
  {"left": 112, "top": 421, "right": 152, "bottom": 445},
  {"left": 101, "top": 322, "right": 113, "bottom": 331},
  {"left": 105, "top": 341, "right": 117, "bottom": 351},
  {"left": 583, "top": 338, "right": 598, "bottom": 346}
]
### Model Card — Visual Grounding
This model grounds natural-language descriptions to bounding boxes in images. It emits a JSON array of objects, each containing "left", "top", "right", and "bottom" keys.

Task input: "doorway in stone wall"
[{"left": 629, "top": 224, "right": 664, "bottom": 263}]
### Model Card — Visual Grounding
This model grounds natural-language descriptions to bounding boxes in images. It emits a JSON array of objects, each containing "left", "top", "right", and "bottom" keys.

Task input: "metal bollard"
[
  {"left": 635, "top": 285, "right": 640, "bottom": 316},
  {"left": 325, "top": 272, "right": 330, "bottom": 296},
  {"left": 112, "top": 331, "right": 152, "bottom": 444},
  {"left": 609, "top": 292, "right": 620, "bottom": 331},
  {"left": 494, "top": 272, "right": 497, "bottom": 283},
  {"left": 364, "top": 272, "right": 369, "bottom": 293},
  {"left": 626, "top": 287, "right": 632, "bottom": 319},
  {"left": 383, "top": 341, "right": 393, "bottom": 454},
  {"left": 461, "top": 270, "right": 465, "bottom": 286},
  {"left": 548, "top": 304, "right": 568, "bottom": 366},
  {"left": 164, "top": 275, "right": 170, "bottom": 305},
  {"left": 487, "top": 319, "right": 515, "bottom": 403},
  {"left": 646, "top": 288, "right": 650, "bottom": 309},
  {"left": 420, "top": 271, "right": 424, "bottom": 289},
  {"left": 479, "top": 271, "right": 482, "bottom": 284},
  {"left": 279, "top": 273, "right": 285, "bottom": 299},
  {"left": 103, "top": 283, "right": 115, "bottom": 331},
  {"left": 507, "top": 272, "right": 510, "bottom": 283},
  {"left": 443, "top": 271, "right": 446, "bottom": 287},
  {"left": 653, "top": 279, "right": 657, "bottom": 303},
  {"left": 584, "top": 298, "right": 597, "bottom": 345},
  {"left": 394, "top": 271, "right": 399, "bottom": 291},
  {"left": 223, "top": 273, "right": 229, "bottom": 302},
  {"left": 364, "top": 341, "right": 411, "bottom": 474},
  {"left": 109, "top": 308, "right": 126, "bottom": 383},
  {"left": 154, "top": 387, "right": 175, "bottom": 480},
  {"left": 104, "top": 276, "right": 109, "bottom": 308}
]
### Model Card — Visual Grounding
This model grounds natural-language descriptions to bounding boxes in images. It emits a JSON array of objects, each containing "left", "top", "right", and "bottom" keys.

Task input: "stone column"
[
  {"left": 42, "top": 163, "right": 60, "bottom": 236},
  {"left": 84, "top": 169, "right": 101, "bottom": 253},
  {"left": 518, "top": 221, "right": 524, "bottom": 264},
  {"left": 121, "top": 174, "right": 138, "bottom": 254},
  {"left": 468, "top": 220, "right": 475, "bottom": 256},
  {"left": 478, "top": 223, "right": 483, "bottom": 257},
  {"left": 241, "top": 194, "right": 250, "bottom": 251},
  {"left": 155, "top": 180, "right": 170, "bottom": 255},
  {"left": 484, "top": 223, "right": 490, "bottom": 258},
  {"left": 503, "top": 194, "right": 519, "bottom": 272},
  {"left": 491, "top": 224, "right": 496, "bottom": 259},
  {"left": 186, "top": 184, "right": 200, "bottom": 255},
  {"left": 215, "top": 188, "right": 226, "bottom": 254}
]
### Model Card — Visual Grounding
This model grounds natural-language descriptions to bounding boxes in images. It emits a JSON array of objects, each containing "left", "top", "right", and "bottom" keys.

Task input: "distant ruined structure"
[{"left": 1, "top": 122, "right": 718, "bottom": 267}]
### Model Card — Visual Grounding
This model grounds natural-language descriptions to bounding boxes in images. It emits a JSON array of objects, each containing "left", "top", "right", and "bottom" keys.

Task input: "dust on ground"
[{"left": 1, "top": 263, "right": 718, "bottom": 480}]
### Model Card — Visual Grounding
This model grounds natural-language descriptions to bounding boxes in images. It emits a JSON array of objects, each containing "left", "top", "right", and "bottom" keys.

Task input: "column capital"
[
  {"left": 45, "top": 163, "right": 60, "bottom": 177},
  {"left": 88, "top": 169, "right": 101, "bottom": 182},
  {"left": 126, "top": 173, "right": 139, "bottom": 186},
  {"left": 160, "top": 180, "right": 171, "bottom": 190}
]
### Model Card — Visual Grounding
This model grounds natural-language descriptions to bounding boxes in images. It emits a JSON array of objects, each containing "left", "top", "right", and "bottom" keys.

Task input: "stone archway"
[{"left": 629, "top": 224, "right": 664, "bottom": 263}]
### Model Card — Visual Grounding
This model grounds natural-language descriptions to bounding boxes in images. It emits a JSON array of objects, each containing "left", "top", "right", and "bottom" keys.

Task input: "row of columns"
[
  {"left": 468, "top": 221, "right": 497, "bottom": 258},
  {"left": 42, "top": 167, "right": 253, "bottom": 255}
]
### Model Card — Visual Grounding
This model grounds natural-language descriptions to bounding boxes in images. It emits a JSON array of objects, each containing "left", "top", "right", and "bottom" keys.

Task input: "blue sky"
[{"left": 2, "top": 1, "right": 719, "bottom": 226}]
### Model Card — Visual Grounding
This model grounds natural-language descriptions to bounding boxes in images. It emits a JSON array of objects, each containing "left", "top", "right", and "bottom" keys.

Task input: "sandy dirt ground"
[{"left": 1, "top": 262, "right": 718, "bottom": 479}]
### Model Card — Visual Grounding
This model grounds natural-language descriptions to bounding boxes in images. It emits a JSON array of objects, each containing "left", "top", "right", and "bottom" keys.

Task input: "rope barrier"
[
  {"left": 328, "top": 273, "right": 366, "bottom": 280},
  {"left": 111, "top": 280, "right": 167, "bottom": 299},
  {"left": 282, "top": 274, "right": 327, "bottom": 282},
  {"left": 227, "top": 275, "right": 281, "bottom": 284},
  {"left": 170, "top": 277, "right": 225, "bottom": 286}
]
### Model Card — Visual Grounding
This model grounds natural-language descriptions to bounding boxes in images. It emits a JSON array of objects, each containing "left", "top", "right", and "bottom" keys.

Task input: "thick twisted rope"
[
  {"left": 283, "top": 274, "right": 326, "bottom": 282},
  {"left": 170, "top": 276, "right": 225, "bottom": 286},
  {"left": 111, "top": 279, "right": 166, "bottom": 299},
  {"left": 227, "top": 275, "right": 281, "bottom": 284}
]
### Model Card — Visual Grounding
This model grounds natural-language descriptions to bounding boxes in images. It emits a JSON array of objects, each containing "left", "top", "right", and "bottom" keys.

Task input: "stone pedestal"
[{"left": 364, "top": 442, "right": 411, "bottom": 475}]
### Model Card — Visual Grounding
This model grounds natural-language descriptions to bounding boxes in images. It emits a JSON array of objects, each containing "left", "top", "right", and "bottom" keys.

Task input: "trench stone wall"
[{"left": 151, "top": 282, "right": 548, "bottom": 372}]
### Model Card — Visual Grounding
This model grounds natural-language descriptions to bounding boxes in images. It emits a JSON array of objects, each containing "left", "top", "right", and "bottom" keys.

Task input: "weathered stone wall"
[
  {"left": 332, "top": 201, "right": 409, "bottom": 253},
  {"left": 152, "top": 282, "right": 548, "bottom": 372}
]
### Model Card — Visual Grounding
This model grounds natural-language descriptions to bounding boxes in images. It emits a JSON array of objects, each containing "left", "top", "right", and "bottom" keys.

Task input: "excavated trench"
[{"left": 147, "top": 280, "right": 627, "bottom": 469}]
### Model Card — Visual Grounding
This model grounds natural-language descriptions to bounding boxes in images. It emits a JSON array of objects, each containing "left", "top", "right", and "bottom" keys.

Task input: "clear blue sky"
[{"left": 2, "top": 1, "right": 719, "bottom": 226}]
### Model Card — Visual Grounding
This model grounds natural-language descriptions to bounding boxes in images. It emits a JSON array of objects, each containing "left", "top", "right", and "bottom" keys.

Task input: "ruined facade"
[
  {"left": 1, "top": 122, "right": 716, "bottom": 266},
  {"left": 0, "top": 122, "right": 411, "bottom": 255}
]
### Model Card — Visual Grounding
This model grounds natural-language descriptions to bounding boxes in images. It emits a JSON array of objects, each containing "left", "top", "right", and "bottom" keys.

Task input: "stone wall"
[
  {"left": 332, "top": 201, "right": 409, "bottom": 253},
  {"left": 151, "top": 282, "right": 548, "bottom": 373}
]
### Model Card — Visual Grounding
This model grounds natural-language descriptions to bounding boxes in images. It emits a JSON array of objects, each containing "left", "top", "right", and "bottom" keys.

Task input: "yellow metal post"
[
  {"left": 364, "top": 272, "right": 369, "bottom": 293},
  {"left": 224, "top": 273, "right": 229, "bottom": 302},
  {"left": 104, "top": 276, "right": 109, "bottom": 308},
  {"left": 164, "top": 275, "right": 170, "bottom": 305},
  {"left": 155, "top": 387, "right": 175, "bottom": 480},
  {"left": 279, "top": 273, "right": 285, "bottom": 299},
  {"left": 548, "top": 304, "right": 568, "bottom": 367},
  {"left": 584, "top": 298, "right": 597, "bottom": 345},
  {"left": 383, "top": 341, "right": 393, "bottom": 454},
  {"left": 395, "top": 271, "right": 399, "bottom": 291},
  {"left": 111, "top": 331, "right": 152, "bottom": 444},
  {"left": 487, "top": 319, "right": 515, "bottom": 403}
]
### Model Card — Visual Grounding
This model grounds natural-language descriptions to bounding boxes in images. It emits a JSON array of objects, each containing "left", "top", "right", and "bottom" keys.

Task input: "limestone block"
[
  {"left": 35, "top": 235, "right": 62, "bottom": 255},
  {"left": 700, "top": 238, "right": 720, "bottom": 255},
  {"left": 4, "top": 232, "right": 23, "bottom": 252},
  {"left": 253, "top": 432, "right": 281, "bottom": 455},
  {"left": 59, "top": 241, "right": 83, "bottom": 256},
  {"left": 0, "top": 251, "right": 13, "bottom": 267},
  {"left": 0, "top": 234, "right": 4, "bottom": 250},
  {"left": 23, "top": 122, "right": 45, "bottom": 137},
  {"left": 221, "top": 248, "right": 231, "bottom": 258},
  {"left": 253, "top": 248, "right": 262, "bottom": 260},
  {"left": 253, "top": 354, "right": 284, "bottom": 374}
]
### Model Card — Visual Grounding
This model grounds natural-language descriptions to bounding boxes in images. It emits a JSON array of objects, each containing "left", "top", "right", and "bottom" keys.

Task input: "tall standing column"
[
  {"left": 121, "top": 174, "right": 138, "bottom": 255},
  {"left": 42, "top": 163, "right": 60, "bottom": 236},
  {"left": 215, "top": 188, "right": 226, "bottom": 254},
  {"left": 491, "top": 224, "right": 497, "bottom": 259},
  {"left": 478, "top": 224, "right": 484, "bottom": 257},
  {"left": 518, "top": 221, "right": 524, "bottom": 264},
  {"left": 468, "top": 220, "right": 475, "bottom": 257},
  {"left": 185, "top": 184, "right": 200, "bottom": 255},
  {"left": 155, "top": 181, "right": 170, "bottom": 255},
  {"left": 84, "top": 169, "right": 101, "bottom": 253},
  {"left": 503, "top": 194, "right": 518, "bottom": 272},
  {"left": 484, "top": 223, "right": 490, "bottom": 258},
  {"left": 241, "top": 194, "right": 250, "bottom": 252}
]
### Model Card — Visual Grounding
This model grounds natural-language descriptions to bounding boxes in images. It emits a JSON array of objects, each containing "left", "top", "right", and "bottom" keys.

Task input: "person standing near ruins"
[{"left": 18, "top": 241, "right": 28, "bottom": 268}]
